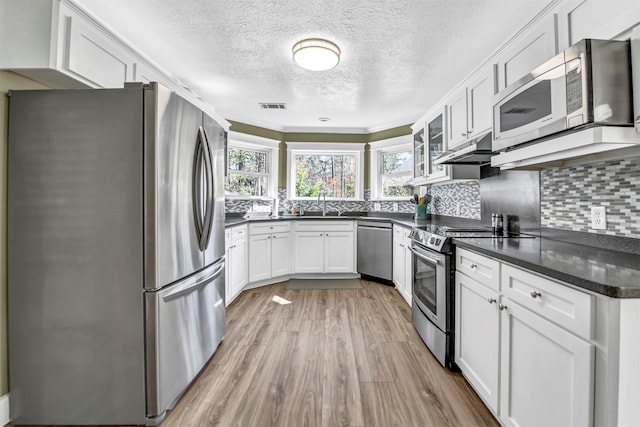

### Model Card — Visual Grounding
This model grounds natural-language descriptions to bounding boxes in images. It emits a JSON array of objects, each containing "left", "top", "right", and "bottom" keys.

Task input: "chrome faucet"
[{"left": 317, "top": 191, "right": 326, "bottom": 216}]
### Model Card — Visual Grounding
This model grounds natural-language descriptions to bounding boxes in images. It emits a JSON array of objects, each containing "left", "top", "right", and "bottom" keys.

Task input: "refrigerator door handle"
[
  {"left": 192, "top": 129, "right": 205, "bottom": 248},
  {"left": 162, "top": 258, "right": 224, "bottom": 302},
  {"left": 200, "top": 126, "right": 214, "bottom": 250}
]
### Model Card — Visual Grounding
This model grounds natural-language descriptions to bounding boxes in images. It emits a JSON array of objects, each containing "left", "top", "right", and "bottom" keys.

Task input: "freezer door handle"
[{"left": 162, "top": 259, "right": 224, "bottom": 301}]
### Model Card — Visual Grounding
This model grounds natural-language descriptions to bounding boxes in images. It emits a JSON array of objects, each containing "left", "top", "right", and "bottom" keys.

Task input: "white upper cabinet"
[
  {"left": 466, "top": 66, "right": 497, "bottom": 139},
  {"left": 446, "top": 87, "right": 469, "bottom": 150},
  {"left": 496, "top": 14, "right": 559, "bottom": 90},
  {"left": 557, "top": 0, "right": 640, "bottom": 50},
  {"left": 0, "top": 0, "right": 135, "bottom": 88},
  {"left": 446, "top": 65, "right": 497, "bottom": 150},
  {"left": 0, "top": 0, "right": 229, "bottom": 129}
]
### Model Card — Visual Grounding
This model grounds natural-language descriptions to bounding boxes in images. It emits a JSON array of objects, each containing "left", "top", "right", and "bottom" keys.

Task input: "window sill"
[
  {"left": 369, "top": 197, "right": 414, "bottom": 202},
  {"left": 289, "top": 197, "right": 366, "bottom": 202},
  {"left": 225, "top": 195, "right": 274, "bottom": 201}
]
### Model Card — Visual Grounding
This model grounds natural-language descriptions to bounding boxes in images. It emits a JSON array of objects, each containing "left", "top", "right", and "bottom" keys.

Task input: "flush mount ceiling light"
[{"left": 292, "top": 38, "right": 341, "bottom": 71}]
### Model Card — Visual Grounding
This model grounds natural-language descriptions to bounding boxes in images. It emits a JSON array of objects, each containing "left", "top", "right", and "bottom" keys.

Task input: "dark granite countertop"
[
  {"left": 225, "top": 213, "right": 640, "bottom": 298},
  {"left": 225, "top": 213, "right": 483, "bottom": 229},
  {"left": 453, "top": 237, "right": 640, "bottom": 298},
  {"left": 224, "top": 212, "right": 414, "bottom": 227}
]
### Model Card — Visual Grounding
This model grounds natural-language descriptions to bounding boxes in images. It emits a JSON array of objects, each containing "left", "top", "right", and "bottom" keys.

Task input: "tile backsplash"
[
  {"left": 540, "top": 158, "right": 640, "bottom": 239},
  {"left": 225, "top": 183, "right": 481, "bottom": 219},
  {"left": 426, "top": 181, "right": 481, "bottom": 220}
]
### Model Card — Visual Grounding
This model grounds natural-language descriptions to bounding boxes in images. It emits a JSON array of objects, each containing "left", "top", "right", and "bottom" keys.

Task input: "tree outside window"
[
  {"left": 380, "top": 150, "right": 412, "bottom": 197},
  {"left": 226, "top": 147, "right": 269, "bottom": 197},
  {"left": 294, "top": 153, "right": 357, "bottom": 198}
]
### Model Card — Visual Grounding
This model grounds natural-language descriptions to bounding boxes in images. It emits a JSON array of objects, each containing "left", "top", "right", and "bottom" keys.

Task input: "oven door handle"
[{"left": 408, "top": 246, "right": 441, "bottom": 265}]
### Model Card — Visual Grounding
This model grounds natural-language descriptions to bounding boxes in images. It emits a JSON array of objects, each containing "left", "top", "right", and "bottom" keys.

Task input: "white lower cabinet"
[
  {"left": 248, "top": 222, "right": 292, "bottom": 282},
  {"left": 455, "top": 272, "right": 500, "bottom": 413},
  {"left": 294, "top": 232, "right": 325, "bottom": 273},
  {"left": 500, "top": 299, "right": 594, "bottom": 427},
  {"left": 455, "top": 247, "right": 595, "bottom": 427},
  {"left": 248, "top": 234, "right": 272, "bottom": 282},
  {"left": 270, "top": 232, "right": 293, "bottom": 277},
  {"left": 225, "top": 225, "right": 248, "bottom": 306},
  {"left": 293, "top": 221, "right": 356, "bottom": 274},
  {"left": 324, "top": 231, "right": 355, "bottom": 273},
  {"left": 392, "top": 225, "right": 412, "bottom": 305}
]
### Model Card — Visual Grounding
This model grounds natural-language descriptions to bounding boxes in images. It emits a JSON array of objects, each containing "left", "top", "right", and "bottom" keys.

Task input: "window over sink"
[{"left": 286, "top": 142, "right": 365, "bottom": 200}]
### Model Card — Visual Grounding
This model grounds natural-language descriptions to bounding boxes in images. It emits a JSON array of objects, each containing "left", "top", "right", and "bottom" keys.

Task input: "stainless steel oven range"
[
  {"left": 408, "top": 225, "right": 533, "bottom": 371},
  {"left": 408, "top": 227, "right": 456, "bottom": 370}
]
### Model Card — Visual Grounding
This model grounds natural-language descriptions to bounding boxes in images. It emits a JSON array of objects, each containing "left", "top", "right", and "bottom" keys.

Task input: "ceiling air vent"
[{"left": 259, "top": 103, "right": 286, "bottom": 110}]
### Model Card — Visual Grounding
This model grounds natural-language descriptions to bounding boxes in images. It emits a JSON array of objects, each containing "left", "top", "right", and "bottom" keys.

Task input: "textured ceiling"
[{"left": 74, "top": 0, "right": 555, "bottom": 133}]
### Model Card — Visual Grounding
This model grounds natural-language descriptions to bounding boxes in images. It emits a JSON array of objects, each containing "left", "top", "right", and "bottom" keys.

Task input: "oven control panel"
[{"left": 409, "top": 228, "right": 446, "bottom": 252}]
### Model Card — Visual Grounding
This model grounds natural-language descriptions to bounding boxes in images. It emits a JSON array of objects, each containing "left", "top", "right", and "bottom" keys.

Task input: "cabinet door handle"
[
  {"left": 326, "top": 233, "right": 329, "bottom": 236},
  {"left": 320, "top": 233, "right": 323, "bottom": 236},
  {"left": 487, "top": 298, "right": 496, "bottom": 304},
  {"left": 461, "top": 132, "right": 468, "bottom": 137},
  {"left": 499, "top": 303, "right": 507, "bottom": 311},
  {"left": 267, "top": 236, "right": 271, "bottom": 239},
  {"left": 470, "top": 263, "right": 478, "bottom": 270},
  {"left": 530, "top": 291, "right": 541, "bottom": 299}
]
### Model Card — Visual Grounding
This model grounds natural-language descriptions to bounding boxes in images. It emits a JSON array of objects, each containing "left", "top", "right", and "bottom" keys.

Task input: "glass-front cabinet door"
[
  {"left": 426, "top": 107, "right": 450, "bottom": 182},
  {"left": 413, "top": 127, "right": 425, "bottom": 179}
]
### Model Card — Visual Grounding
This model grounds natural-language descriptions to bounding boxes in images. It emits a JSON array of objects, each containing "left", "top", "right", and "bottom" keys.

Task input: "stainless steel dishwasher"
[{"left": 357, "top": 220, "right": 393, "bottom": 284}]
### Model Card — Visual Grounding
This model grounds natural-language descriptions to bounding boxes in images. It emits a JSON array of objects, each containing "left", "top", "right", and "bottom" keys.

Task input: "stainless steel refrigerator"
[{"left": 7, "top": 83, "right": 226, "bottom": 425}]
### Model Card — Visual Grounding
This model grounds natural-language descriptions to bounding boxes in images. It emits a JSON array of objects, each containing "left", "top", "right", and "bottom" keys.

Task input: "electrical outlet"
[
  {"left": 591, "top": 206, "right": 607, "bottom": 230},
  {"left": 393, "top": 202, "right": 399, "bottom": 212},
  {"left": 373, "top": 202, "right": 381, "bottom": 211}
]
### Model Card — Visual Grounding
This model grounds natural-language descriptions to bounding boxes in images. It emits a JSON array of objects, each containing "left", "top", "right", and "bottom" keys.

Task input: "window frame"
[
  {"left": 369, "top": 136, "right": 413, "bottom": 201},
  {"left": 225, "top": 131, "right": 279, "bottom": 200},
  {"left": 286, "top": 142, "right": 366, "bottom": 201}
]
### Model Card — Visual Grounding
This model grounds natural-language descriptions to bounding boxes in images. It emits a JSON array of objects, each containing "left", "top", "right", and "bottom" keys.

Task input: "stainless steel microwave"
[{"left": 492, "top": 39, "right": 634, "bottom": 152}]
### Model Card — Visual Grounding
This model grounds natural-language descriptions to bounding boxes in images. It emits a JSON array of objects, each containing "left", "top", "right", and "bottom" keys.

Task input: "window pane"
[
  {"left": 382, "top": 151, "right": 412, "bottom": 174},
  {"left": 295, "top": 154, "right": 356, "bottom": 198},
  {"left": 228, "top": 148, "right": 267, "bottom": 173},
  {"left": 226, "top": 173, "right": 267, "bottom": 197},
  {"left": 382, "top": 175, "right": 412, "bottom": 197}
]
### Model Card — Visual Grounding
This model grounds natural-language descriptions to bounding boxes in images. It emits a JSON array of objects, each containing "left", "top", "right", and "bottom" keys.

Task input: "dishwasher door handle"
[{"left": 358, "top": 225, "right": 391, "bottom": 231}]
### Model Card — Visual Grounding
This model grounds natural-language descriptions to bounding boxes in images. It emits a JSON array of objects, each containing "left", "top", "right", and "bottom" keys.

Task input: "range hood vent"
[
  {"left": 491, "top": 126, "right": 640, "bottom": 169},
  {"left": 434, "top": 131, "right": 493, "bottom": 165},
  {"left": 259, "top": 103, "right": 286, "bottom": 109}
]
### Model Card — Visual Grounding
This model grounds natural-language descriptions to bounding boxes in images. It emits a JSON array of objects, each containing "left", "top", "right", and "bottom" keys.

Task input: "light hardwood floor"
[
  {"left": 162, "top": 279, "right": 498, "bottom": 427},
  {"left": 11, "top": 279, "right": 498, "bottom": 427}
]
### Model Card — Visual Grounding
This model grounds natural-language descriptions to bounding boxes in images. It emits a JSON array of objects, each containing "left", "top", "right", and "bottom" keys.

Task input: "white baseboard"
[{"left": 0, "top": 393, "right": 9, "bottom": 426}]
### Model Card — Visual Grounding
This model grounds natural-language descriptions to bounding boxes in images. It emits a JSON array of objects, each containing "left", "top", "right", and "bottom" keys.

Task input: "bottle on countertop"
[{"left": 492, "top": 213, "right": 503, "bottom": 236}]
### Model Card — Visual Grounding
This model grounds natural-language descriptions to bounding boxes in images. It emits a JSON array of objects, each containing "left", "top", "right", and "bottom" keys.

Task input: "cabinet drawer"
[
  {"left": 295, "top": 220, "right": 354, "bottom": 232},
  {"left": 249, "top": 221, "right": 291, "bottom": 235},
  {"left": 501, "top": 264, "right": 593, "bottom": 340},
  {"left": 456, "top": 248, "right": 500, "bottom": 291},
  {"left": 231, "top": 225, "right": 247, "bottom": 242}
]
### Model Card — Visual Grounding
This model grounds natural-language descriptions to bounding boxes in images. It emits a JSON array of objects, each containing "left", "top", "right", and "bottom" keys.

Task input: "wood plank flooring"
[
  {"left": 11, "top": 279, "right": 498, "bottom": 427},
  {"left": 163, "top": 279, "right": 498, "bottom": 427}
]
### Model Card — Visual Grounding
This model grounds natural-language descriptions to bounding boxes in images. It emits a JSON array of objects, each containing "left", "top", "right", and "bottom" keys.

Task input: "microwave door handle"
[
  {"left": 192, "top": 130, "right": 205, "bottom": 248},
  {"left": 408, "top": 246, "right": 441, "bottom": 265},
  {"left": 198, "top": 126, "right": 214, "bottom": 251}
]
